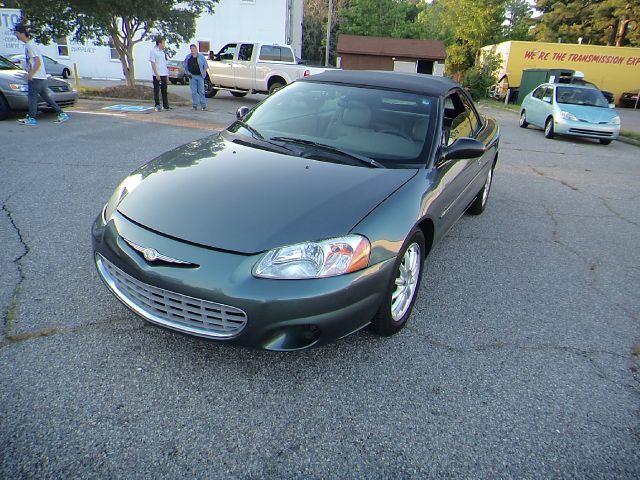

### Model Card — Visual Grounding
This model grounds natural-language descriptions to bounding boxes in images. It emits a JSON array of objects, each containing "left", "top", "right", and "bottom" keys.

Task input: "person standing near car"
[
  {"left": 150, "top": 36, "right": 170, "bottom": 111},
  {"left": 183, "top": 44, "right": 208, "bottom": 111},
  {"left": 13, "top": 24, "right": 69, "bottom": 125}
]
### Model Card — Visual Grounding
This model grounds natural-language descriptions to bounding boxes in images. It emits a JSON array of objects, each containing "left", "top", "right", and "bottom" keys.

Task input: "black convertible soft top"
[{"left": 300, "top": 69, "right": 460, "bottom": 97}]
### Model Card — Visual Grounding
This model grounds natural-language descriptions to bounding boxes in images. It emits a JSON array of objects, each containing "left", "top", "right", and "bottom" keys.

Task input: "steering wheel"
[{"left": 378, "top": 129, "right": 413, "bottom": 141}]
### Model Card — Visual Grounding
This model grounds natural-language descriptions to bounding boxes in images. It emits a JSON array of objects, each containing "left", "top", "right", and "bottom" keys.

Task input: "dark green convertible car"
[{"left": 92, "top": 70, "right": 499, "bottom": 351}]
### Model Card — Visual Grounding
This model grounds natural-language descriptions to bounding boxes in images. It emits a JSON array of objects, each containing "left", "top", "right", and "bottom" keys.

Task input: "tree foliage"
[
  {"left": 303, "top": 0, "right": 349, "bottom": 65},
  {"left": 16, "top": 0, "right": 219, "bottom": 86},
  {"left": 416, "top": 0, "right": 507, "bottom": 79},
  {"left": 533, "top": 0, "right": 640, "bottom": 46},
  {"left": 339, "top": 0, "right": 422, "bottom": 38}
]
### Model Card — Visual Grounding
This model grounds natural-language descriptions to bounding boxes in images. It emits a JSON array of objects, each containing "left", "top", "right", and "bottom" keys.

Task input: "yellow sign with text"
[{"left": 484, "top": 41, "right": 640, "bottom": 103}]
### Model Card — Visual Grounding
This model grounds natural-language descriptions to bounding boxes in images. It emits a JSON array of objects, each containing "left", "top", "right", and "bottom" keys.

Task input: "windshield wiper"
[
  {"left": 228, "top": 123, "right": 295, "bottom": 154},
  {"left": 269, "top": 136, "right": 385, "bottom": 168},
  {"left": 234, "top": 120, "right": 265, "bottom": 140}
]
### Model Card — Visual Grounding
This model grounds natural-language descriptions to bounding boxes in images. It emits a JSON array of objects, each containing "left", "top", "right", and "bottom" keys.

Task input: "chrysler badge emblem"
[
  {"left": 143, "top": 248, "right": 160, "bottom": 262},
  {"left": 122, "top": 237, "right": 192, "bottom": 265}
]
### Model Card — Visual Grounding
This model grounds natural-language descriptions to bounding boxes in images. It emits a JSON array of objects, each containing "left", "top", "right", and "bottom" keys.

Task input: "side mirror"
[
  {"left": 441, "top": 138, "right": 486, "bottom": 161},
  {"left": 542, "top": 96, "right": 552, "bottom": 103},
  {"left": 236, "top": 106, "right": 250, "bottom": 120}
]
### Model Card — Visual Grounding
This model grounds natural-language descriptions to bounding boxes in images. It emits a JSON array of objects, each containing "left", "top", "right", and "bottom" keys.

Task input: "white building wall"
[{"left": 0, "top": 0, "right": 303, "bottom": 81}]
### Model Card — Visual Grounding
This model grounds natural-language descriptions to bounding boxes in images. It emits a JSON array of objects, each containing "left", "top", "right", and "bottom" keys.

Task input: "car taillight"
[{"left": 303, "top": 70, "right": 311, "bottom": 77}]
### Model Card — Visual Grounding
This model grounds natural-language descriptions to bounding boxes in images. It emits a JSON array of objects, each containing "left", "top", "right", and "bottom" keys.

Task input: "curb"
[{"left": 617, "top": 135, "right": 640, "bottom": 147}]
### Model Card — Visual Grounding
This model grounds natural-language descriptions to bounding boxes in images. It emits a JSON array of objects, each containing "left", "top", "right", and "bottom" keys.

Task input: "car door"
[
  {"left": 43, "top": 56, "right": 61, "bottom": 76},
  {"left": 210, "top": 43, "right": 236, "bottom": 87},
  {"left": 430, "top": 90, "right": 485, "bottom": 232},
  {"left": 525, "top": 86, "right": 546, "bottom": 127},
  {"left": 233, "top": 43, "right": 254, "bottom": 90}
]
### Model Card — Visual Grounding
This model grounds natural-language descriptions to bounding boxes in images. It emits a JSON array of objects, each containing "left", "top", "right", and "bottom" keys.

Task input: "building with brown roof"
[{"left": 336, "top": 35, "right": 446, "bottom": 75}]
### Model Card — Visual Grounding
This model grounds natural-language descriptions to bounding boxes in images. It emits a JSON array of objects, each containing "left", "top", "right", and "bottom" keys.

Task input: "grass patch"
[
  {"left": 78, "top": 84, "right": 189, "bottom": 105},
  {"left": 620, "top": 130, "right": 640, "bottom": 141},
  {"left": 478, "top": 98, "right": 520, "bottom": 113}
]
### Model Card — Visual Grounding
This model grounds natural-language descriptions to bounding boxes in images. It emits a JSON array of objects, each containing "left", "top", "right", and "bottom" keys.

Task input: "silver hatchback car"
[
  {"left": 0, "top": 54, "right": 78, "bottom": 120},
  {"left": 519, "top": 83, "right": 620, "bottom": 145}
]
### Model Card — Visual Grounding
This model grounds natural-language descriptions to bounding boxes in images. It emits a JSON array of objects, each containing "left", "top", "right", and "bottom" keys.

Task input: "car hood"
[
  {"left": 560, "top": 104, "right": 618, "bottom": 123},
  {"left": 117, "top": 135, "right": 418, "bottom": 254}
]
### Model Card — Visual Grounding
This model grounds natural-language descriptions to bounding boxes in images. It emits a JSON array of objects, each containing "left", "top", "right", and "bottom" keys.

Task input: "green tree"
[
  {"left": 303, "top": 0, "right": 349, "bottom": 65},
  {"left": 16, "top": 0, "right": 219, "bottom": 86},
  {"left": 339, "top": 0, "right": 421, "bottom": 38},
  {"left": 504, "top": 0, "right": 535, "bottom": 40},
  {"left": 533, "top": 0, "right": 640, "bottom": 46},
  {"left": 417, "top": 0, "right": 507, "bottom": 79}
]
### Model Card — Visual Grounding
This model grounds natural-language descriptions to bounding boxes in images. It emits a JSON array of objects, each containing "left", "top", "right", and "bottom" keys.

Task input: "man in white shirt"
[
  {"left": 13, "top": 24, "right": 69, "bottom": 125},
  {"left": 149, "top": 36, "right": 170, "bottom": 111}
]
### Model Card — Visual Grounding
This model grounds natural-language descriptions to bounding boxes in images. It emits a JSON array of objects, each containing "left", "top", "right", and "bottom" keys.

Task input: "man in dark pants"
[
  {"left": 13, "top": 24, "right": 69, "bottom": 125},
  {"left": 149, "top": 35, "right": 170, "bottom": 111}
]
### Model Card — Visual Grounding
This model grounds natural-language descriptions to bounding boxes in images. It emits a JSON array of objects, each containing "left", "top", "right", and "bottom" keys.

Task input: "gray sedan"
[
  {"left": 0, "top": 55, "right": 77, "bottom": 120},
  {"left": 92, "top": 70, "right": 499, "bottom": 351}
]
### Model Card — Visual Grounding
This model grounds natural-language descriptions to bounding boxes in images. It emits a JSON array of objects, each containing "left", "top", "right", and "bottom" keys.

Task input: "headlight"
[
  {"left": 9, "top": 83, "right": 28, "bottom": 92},
  {"left": 102, "top": 174, "right": 143, "bottom": 223},
  {"left": 611, "top": 116, "right": 621, "bottom": 125},
  {"left": 560, "top": 111, "right": 578, "bottom": 121},
  {"left": 254, "top": 235, "right": 371, "bottom": 279}
]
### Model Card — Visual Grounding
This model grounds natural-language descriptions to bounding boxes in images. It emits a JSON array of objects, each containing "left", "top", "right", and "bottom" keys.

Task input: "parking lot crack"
[
  {"left": 1, "top": 198, "right": 29, "bottom": 342},
  {"left": 408, "top": 329, "right": 640, "bottom": 396}
]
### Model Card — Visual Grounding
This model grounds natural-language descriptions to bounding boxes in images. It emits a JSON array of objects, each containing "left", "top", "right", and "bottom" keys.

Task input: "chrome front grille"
[
  {"left": 96, "top": 254, "right": 247, "bottom": 338},
  {"left": 568, "top": 128, "right": 613, "bottom": 137},
  {"left": 49, "top": 85, "right": 70, "bottom": 92}
]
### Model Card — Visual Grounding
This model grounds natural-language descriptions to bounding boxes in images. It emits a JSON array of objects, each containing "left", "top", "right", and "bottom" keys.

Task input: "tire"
[
  {"left": 467, "top": 163, "right": 494, "bottom": 215},
  {"left": 544, "top": 117, "right": 555, "bottom": 139},
  {"left": 268, "top": 81, "right": 285, "bottom": 95},
  {"left": 599, "top": 139, "right": 612, "bottom": 145},
  {"left": 231, "top": 91, "right": 248, "bottom": 98},
  {"left": 371, "top": 229, "right": 425, "bottom": 337},
  {"left": 204, "top": 76, "right": 218, "bottom": 98},
  {"left": 519, "top": 110, "right": 528, "bottom": 128},
  {"left": 0, "top": 93, "right": 10, "bottom": 121},
  {"left": 62, "top": 68, "right": 70, "bottom": 79},
  {"left": 169, "top": 78, "right": 178, "bottom": 85},
  {"left": 181, "top": 75, "right": 189, "bottom": 85}
]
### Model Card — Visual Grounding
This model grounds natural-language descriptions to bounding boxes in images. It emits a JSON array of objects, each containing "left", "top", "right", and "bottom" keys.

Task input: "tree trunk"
[
  {"left": 608, "top": 18, "right": 619, "bottom": 46},
  {"left": 124, "top": 44, "right": 136, "bottom": 87},
  {"left": 616, "top": 16, "right": 630, "bottom": 47}
]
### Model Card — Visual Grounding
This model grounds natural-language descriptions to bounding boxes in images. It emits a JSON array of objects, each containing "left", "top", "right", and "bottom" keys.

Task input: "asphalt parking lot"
[{"left": 1, "top": 94, "right": 639, "bottom": 478}]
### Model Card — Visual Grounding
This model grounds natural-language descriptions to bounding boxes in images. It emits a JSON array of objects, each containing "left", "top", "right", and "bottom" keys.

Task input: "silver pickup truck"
[{"left": 205, "top": 42, "right": 326, "bottom": 98}]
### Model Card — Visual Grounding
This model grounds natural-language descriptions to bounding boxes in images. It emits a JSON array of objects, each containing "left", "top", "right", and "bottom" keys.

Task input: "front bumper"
[
  {"left": 92, "top": 211, "right": 393, "bottom": 351},
  {"left": 4, "top": 89, "right": 78, "bottom": 111},
  {"left": 553, "top": 116, "right": 620, "bottom": 140}
]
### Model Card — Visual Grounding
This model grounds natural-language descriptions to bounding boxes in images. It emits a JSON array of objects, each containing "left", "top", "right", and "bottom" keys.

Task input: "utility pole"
[{"left": 325, "top": 0, "right": 333, "bottom": 66}]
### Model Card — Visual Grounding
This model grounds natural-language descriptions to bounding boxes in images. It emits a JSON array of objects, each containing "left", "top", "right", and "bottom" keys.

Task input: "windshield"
[
  {"left": 228, "top": 81, "right": 437, "bottom": 167},
  {"left": 0, "top": 55, "right": 21, "bottom": 70},
  {"left": 556, "top": 86, "right": 608, "bottom": 108}
]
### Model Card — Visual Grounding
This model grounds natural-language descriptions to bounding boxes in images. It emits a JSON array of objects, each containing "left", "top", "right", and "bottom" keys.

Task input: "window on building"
[
  {"left": 198, "top": 41, "right": 210, "bottom": 55},
  {"left": 56, "top": 37, "right": 69, "bottom": 57},
  {"left": 109, "top": 39, "right": 120, "bottom": 60}
]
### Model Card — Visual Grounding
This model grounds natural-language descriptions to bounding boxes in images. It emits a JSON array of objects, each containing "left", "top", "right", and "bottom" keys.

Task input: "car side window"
[
  {"left": 532, "top": 87, "right": 544, "bottom": 100},
  {"left": 460, "top": 94, "right": 481, "bottom": 133},
  {"left": 444, "top": 91, "right": 475, "bottom": 146},
  {"left": 259, "top": 46, "right": 294, "bottom": 62},
  {"left": 544, "top": 86, "right": 554, "bottom": 102},
  {"left": 217, "top": 44, "right": 236, "bottom": 61},
  {"left": 238, "top": 44, "right": 254, "bottom": 62}
]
